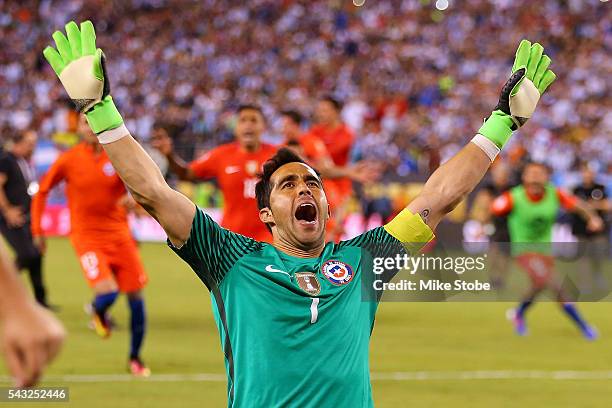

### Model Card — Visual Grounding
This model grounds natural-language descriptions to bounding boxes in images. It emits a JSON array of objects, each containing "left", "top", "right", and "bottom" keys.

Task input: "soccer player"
[
  {"left": 0, "top": 242, "right": 65, "bottom": 388},
  {"left": 44, "top": 21, "right": 556, "bottom": 406},
  {"left": 151, "top": 106, "right": 277, "bottom": 242},
  {"left": 0, "top": 131, "right": 49, "bottom": 306},
  {"left": 491, "top": 162, "right": 603, "bottom": 339},
  {"left": 31, "top": 115, "right": 150, "bottom": 376}
]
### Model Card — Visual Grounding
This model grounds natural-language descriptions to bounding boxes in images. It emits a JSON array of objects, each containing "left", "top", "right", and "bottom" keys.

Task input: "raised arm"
[
  {"left": 408, "top": 40, "right": 556, "bottom": 230},
  {"left": 43, "top": 21, "right": 194, "bottom": 245},
  {"left": 100, "top": 134, "right": 195, "bottom": 244},
  {"left": 407, "top": 144, "right": 491, "bottom": 229}
]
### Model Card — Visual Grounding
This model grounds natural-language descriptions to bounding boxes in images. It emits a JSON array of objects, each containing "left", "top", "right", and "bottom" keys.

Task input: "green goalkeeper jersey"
[{"left": 170, "top": 207, "right": 433, "bottom": 407}]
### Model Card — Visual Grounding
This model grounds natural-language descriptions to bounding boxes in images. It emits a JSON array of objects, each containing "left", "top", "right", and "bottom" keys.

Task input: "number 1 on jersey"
[{"left": 310, "top": 298, "right": 320, "bottom": 324}]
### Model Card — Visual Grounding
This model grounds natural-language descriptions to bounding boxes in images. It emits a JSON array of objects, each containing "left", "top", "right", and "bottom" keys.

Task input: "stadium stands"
[{"left": 0, "top": 0, "right": 609, "bottom": 179}]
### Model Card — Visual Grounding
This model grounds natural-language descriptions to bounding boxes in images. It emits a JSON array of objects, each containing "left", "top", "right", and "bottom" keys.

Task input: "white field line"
[{"left": 2, "top": 371, "right": 612, "bottom": 383}]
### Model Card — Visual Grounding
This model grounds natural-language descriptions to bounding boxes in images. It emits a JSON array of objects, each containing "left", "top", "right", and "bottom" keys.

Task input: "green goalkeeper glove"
[
  {"left": 43, "top": 21, "right": 123, "bottom": 134},
  {"left": 478, "top": 39, "right": 556, "bottom": 149}
]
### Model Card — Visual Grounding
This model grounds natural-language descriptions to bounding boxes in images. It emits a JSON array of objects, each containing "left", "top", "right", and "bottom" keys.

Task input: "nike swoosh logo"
[
  {"left": 265, "top": 265, "right": 291, "bottom": 278},
  {"left": 225, "top": 166, "right": 240, "bottom": 174}
]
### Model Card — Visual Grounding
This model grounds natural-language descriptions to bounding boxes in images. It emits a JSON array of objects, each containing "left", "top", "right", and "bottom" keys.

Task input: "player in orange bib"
[
  {"left": 152, "top": 105, "right": 277, "bottom": 242},
  {"left": 31, "top": 115, "right": 150, "bottom": 376}
]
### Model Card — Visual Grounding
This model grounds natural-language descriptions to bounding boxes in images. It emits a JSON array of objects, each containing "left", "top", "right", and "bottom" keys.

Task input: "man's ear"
[{"left": 259, "top": 207, "right": 275, "bottom": 226}]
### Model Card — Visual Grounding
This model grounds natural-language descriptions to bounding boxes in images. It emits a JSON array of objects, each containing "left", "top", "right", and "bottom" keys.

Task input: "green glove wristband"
[
  {"left": 85, "top": 95, "right": 124, "bottom": 134},
  {"left": 477, "top": 110, "right": 515, "bottom": 149}
]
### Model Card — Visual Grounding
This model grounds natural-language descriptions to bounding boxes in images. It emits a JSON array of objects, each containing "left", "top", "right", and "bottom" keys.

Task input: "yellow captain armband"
[{"left": 383, "top": 208, "right": 435, "bottom": 254}]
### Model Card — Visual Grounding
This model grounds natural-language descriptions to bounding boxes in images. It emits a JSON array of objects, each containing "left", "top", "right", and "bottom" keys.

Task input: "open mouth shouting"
[{"left": 294, "top": 201, "right": 318, "bottom": 227}]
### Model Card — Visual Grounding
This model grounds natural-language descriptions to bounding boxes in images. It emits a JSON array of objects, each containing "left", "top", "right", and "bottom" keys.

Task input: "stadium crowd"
[{"left": 0, "top": 0, "right": 610, "bottom": 179}]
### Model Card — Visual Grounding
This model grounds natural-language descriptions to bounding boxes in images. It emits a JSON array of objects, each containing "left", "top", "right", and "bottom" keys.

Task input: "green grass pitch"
[{"left": 1, "top": 237, "right": 611, "bottom": 407}]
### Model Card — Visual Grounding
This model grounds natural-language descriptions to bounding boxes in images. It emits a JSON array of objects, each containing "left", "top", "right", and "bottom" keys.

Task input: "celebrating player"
[
  {"left": 31, "top": 115, "right": 150, "bottom": 376},
  {"left": 151, "top": 106, "right": 277, "bottom": 242},
  {"left": 44, "top": 21, "right": 556, "bottom": 406},
  {"left": 492, "top": 162, "right": 603, "bottom": 339}
]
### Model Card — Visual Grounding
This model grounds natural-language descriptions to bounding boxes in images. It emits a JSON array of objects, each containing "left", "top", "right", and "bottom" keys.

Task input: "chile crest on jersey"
[{"left": 321, "top": 260, "right": 354, "bottom": 286}]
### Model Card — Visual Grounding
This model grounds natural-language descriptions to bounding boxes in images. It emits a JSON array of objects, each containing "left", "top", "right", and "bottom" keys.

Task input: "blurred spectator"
[
  {"left": 0, "top": 0, "right": 609, "bottom": 179},
  {"left": 571, "top": 162, "right": 610, "bottom": 292}
]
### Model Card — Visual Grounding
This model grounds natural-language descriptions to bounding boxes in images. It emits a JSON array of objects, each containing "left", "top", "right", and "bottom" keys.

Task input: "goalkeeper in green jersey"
[{"left": 43, "top": 21, "right": 556, "bottom": 407}]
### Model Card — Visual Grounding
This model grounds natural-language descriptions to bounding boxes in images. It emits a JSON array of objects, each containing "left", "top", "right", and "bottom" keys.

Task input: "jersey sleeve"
[
  {"left": 491, "top": 191, "right": 513, "bottom": 216},
  {"left": 168, "top": 207, "right": 263, "bottom": 290},
  {"left": 189, "top": 149, "right": 218, "bottom": 180},
  {"left": 339, "top": 208, "right": 434, "bottom": 298},
  {"left": 557, "top": 188, "right": 578, "bottom": 211},
  {"left": 338, "top": 226, "right": 399, "bottom": 250},
  {"left": 31, "top": 154, "right": 67, "bottom": 236},
  {"left": 383, "top": 208, "right": 435, "bottom": 252},
  {"left": 339, "top": 208, "right": 434, "bottom": 254}
]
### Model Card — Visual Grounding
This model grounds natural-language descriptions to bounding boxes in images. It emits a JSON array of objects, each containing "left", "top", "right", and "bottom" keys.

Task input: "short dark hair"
[
  {"left": 256, "top": 147, "right": 307, "bottom": 211},
  {"left": 523, "top": 161, "right": 550, "bottom": 174},
  {"left": 237, "top": 104, "right": 265, "bottom": 119},
  {"left": 255, "top": 148, "right": 319, "bottom": 232},
  {"left": 10, "top": 133, "right": 24, "bottom": 144},
  {"left": 11, "top": 130, "right": 34, "bottom": 145},
  {"left": 152, "top": 123, "right": 169, "bottom": 132},
  {"left": 321, "top": 95, "right": 342, "bottom": 112},
  {"left": 281, "top": 110, "right": 303, "bottom": 126}
]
